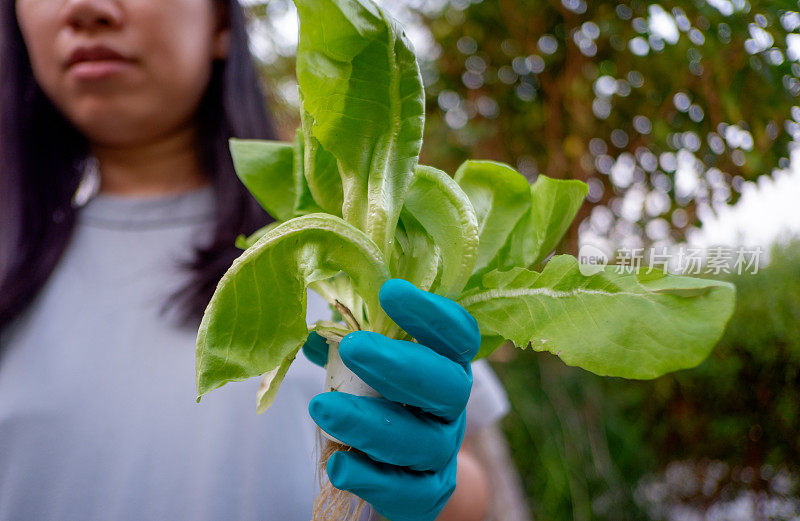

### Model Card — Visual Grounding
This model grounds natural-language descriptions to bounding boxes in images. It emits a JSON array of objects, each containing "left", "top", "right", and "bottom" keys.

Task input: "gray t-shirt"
[{"left": 0, "top": 186, "right": 509, "bottom": 521}]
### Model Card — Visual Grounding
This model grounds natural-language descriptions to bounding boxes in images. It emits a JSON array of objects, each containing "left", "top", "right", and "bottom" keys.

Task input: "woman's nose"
[{"left": 61, "top": 0, "right": 124, "bottom": 32}]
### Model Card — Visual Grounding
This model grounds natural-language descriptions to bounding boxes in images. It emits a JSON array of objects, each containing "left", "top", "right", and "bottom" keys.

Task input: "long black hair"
[{"left": 0, "top": 0, "right": 276, "bottom": 332}]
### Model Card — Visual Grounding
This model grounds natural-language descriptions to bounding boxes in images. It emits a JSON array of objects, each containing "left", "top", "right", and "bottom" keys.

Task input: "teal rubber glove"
[{"left": 303, "top": 279, "right": 481, "bottom": 521}]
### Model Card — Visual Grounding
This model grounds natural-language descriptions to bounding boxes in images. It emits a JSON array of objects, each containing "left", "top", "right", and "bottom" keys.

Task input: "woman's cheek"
[
  {"left": 131, "top": 1, "right": 218, "bottom": 127},
  {"left": 16, "top": 1, "right": 62, "bottom": 100}
]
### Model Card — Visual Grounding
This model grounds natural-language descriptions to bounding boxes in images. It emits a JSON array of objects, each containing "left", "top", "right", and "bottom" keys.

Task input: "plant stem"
[{"left": 334, "top": 300, "right": 361, "bottom": 331}]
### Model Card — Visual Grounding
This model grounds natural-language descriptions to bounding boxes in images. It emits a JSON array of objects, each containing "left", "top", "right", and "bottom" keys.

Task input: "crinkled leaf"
[
  {"left": 454, "top": 160, "right": 532, "bottom": 286},
  {"left": 300, "top": 100, "right": 343, "bottom": 216},
  {"left": 511, "top": 176, "right": 588, "bottom": 267},
  {"left": 291, "top": 130, "right": 325, "bottom": 216},
  {"left": 481, "top": 266, "right": 540, "bottom": 289},
  {"left": 196, "top": 214, "right": 390, "bottom": 410},
  {"left": 295, "top": 0, "right": 425, "bottom": 254},
  {"left": 393, "top": 209, "right": 441, "bottom": 292},
  {"left": 459, "top": 255, "right": 735, "bottom": 378},
  {"left": 403, "top": 165, "right": 478, "bottom": 297}
]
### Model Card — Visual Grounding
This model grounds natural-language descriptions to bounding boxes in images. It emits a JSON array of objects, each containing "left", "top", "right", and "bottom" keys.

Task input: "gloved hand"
[{"left": 302, "top": 279, "right": 481, "bottom": 521}]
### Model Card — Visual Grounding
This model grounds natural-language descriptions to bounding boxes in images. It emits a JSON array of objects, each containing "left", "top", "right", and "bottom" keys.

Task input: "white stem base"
[{"left": 323, "top": 338, "right": 380, "bottom": 444}]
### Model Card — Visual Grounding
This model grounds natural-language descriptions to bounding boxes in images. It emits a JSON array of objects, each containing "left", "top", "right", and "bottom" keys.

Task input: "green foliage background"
[{"left": 419, "top": 0, "right": 799, "bottom": 249}]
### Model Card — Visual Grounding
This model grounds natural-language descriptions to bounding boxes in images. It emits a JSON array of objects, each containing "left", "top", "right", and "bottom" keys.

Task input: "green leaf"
[
  {"left": 459, "top": 255, "right": 736, "bottom": 378},
  {"left": 295, "top": 0, "right": 425, "bottom": 254},
  {"left": 515, "top": 176, "right": 588, "bottom": 267},
  {"left": 255, "top": 347, "right": 300, "bottom": 413},
  {"left": 393, "top": 209, "right": 441, "bottom": 292},
  {"left": 291, "top": 130, "right": 325, "bottom": 216},
  {"left": 230, "top": 139, "right": 296, "bottom": 221},
  {"left": 235, "top": 222, "right": 281, "bottom": 250},
  {"left": 488, "top": 175, "right": 588, "bottom": 274},
  {"left": 403, "top": 165, "right": 479, "bottom": 297},
  {"left": 454, "top": 160, "right": 532, "bottom": 285},
  {"left": 299, "top": 102, "right": 343, "bottom": 216},
  {"left": 196, "top": 214, "right": 390, "bottom": 410},
  {"left": 481, "top": 266, "right": 540, "bottom": 289}
]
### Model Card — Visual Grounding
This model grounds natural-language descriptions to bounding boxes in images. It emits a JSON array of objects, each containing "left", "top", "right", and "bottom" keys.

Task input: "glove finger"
[
  {"left": 302, "top": 331, "right": 329, "bottom": 367},
  {"left": 327, "top": 450, "right": 456, "bottom": 521},
  {"left": 379, "top": 279, "right": 481, "bottom": 365},
  {"left": 339, "top": 331, "right": 471, "bottom": 421},
  {"left": 309, "top": 392, "right": 465, "bottom": 471}
]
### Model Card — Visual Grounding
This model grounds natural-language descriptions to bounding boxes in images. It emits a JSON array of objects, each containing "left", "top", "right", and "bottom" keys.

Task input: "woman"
[{"left": 0, "top": 1, "right": 509, "bottom": 520}]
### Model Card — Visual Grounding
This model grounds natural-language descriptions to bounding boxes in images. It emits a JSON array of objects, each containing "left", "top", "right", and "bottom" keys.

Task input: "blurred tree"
[
  {"left": 641, "top": 242, "right": 800, "bottom": 469},
  {"left": 240, "top": 0, "right": 302, "bottom": 135},
  {"left": 496, "top": 351, "right": 653, "bottom": 520},
  {"left": 418, "top": 0, "right": 800, "bottom": 251}
]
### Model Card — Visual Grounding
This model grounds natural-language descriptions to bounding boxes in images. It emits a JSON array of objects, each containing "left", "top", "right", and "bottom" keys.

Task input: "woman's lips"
[
  {"left": 68, "top": 60, "right": 136, "bottom": 80},
  {"left": 65, "top": 45, "right": 136, "bottom": 81}
]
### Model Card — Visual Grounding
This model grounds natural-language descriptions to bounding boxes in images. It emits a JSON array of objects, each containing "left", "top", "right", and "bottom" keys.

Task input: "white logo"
[{"left": 578, "top": 244, "right": 609, "bottom": 276}]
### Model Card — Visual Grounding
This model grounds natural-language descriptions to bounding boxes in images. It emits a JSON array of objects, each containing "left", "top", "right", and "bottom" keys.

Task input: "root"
[{"left": 312, "top": 435, "right": 367, "bottom": 521}]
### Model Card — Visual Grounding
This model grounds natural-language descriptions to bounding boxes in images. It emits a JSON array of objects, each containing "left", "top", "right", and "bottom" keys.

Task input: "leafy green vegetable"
[
  {"left": 230, "top": 137, "right": 323, "bottom": 222},
  {"left": 229, "top": 139, "right": 296, "bottom": 221},
  {"left": 290, "top": 129, "right": 326, "bottom": 217},
  {"left": 299, "top": 103, "right": 343, "bottom": 216},
  {"left": 196, "top": 0, "right": 735, "bottom": 412},
  {"left": 295, "top": 0, "right": 425, "bottom": 255},
  {"left": 403, "top": 165, "right": 478, "bottom": 297},
  {"left": 517, "top": 175, "right": 588, "bottom": 267},
  {"left": 196, "top": 214, "right": 389, "bottom": 402},
  {"left": 454, "top": 160, "right": 531, "bottom": 284},
  {"left": 392, "top": 210, "right": 441, "bottom": 293},
  {"left": 460, "top": 256, "right": 735, "bottom": 376}
]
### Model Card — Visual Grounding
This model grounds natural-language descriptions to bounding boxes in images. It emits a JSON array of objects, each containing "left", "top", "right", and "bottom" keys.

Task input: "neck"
[{"left": 91, "top": 124, "right": 210, "bottom": 196}]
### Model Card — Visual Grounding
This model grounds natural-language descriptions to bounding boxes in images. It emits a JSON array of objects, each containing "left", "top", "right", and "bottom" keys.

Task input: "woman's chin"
[{"left": 69, "top": 114, "right": 155, "bottom": 148}]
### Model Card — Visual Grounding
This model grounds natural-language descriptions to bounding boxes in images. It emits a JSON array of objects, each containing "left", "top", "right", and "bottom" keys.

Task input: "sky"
[{"left": 689, "top": 147, "right": 800, "bottom": 250}]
